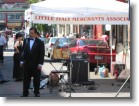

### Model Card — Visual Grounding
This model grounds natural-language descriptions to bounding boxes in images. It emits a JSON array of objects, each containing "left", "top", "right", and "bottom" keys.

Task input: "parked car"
[
  {"left": 68, "top": 38, "right": 116, "bottom": 69},
  {"left": 53, "top": 37, "right": 75, "bottom": 48},
  {"left": 45, "top": 37, "right": 58, "bottom": 57},
  {"left": 48, "top": 37, "right": 75, "bottom": 59}
]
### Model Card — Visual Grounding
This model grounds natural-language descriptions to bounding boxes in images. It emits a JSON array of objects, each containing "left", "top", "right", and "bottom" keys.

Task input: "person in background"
[
  {"left": 76, "top": 33, "right": 79, "bottom": 38},
  {"left": 81, "top": 34, "right": 86, "bottom": 39},
  {"left": 45, "top": 33, "right": 49, "bottom": 38},
  {"left": 36, "top": 32, "right": 41, "bottom": 38},
  {"left": 49, "top": 33, "right": 53, "bottom": 37},
  {"left": 20, "top": 27, "right": 45, "bottom": 97},
  {"left": 13, "top": 32, "right": 23, "bottom": 81},
  {"left": 66, "top": 34, "right": 69, "bottom": 38},
  {"left": 5, "top": 34, "right": 9, "bottom": 49},
  {"left": 36, "top": 32, "right": 46, "bottom": 44},
  {"left": 62, "top": 34, "right": 65, "bottom": 37},
  {"left": 100, "top": 34, "right": 109, "bottom": 44},
  {"left": 0, "top": 31, "right": 7, "bottom": 64}
]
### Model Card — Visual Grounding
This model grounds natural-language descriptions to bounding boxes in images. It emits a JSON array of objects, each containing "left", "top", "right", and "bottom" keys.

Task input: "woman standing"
[{"left": 13, "top": 32, "right": 23, "bottom": 81}]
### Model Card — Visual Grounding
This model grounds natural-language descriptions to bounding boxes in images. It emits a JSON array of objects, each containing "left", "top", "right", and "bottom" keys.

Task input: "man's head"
[{"left": 29, "top": 27, "right": 37, "bottom": 38}]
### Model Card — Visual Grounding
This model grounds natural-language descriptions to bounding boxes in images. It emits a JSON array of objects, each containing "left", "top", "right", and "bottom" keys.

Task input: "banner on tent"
[{"left": 32, "top": 14, "right": 130, "bottom": 25}]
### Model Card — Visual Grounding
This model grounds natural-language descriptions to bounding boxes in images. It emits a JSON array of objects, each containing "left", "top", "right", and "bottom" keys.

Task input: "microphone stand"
[
  {"left": 66, "top": 40, "right": 75, "bottom": 97},
  {"left": 96, "top": 40, "right": 107, "bottom": 74},
  {"left": 69, "top": 53, "right": 73, "bottom": 97},
  {"left": 96, "top": 41, "right": 102, "bottom": 74},
  {"left": 68, "top": 52, "right": 75, "bottom": 97}
]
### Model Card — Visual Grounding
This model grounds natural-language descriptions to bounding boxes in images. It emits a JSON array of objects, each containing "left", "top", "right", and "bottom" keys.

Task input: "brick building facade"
[{"left": 0, "top": 0, "right": 29, "bottom": 31}]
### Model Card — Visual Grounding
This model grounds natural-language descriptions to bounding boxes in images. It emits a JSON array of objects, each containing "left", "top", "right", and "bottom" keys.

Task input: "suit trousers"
[{"left": 23, "top": 66, "right": 41, "bottom": 95}]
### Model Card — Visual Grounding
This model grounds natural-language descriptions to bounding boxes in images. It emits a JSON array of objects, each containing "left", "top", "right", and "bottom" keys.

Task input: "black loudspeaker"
[
  {"left": 71, "top": 52, "right": 89, "bottom": 60},
  {"left": 70, "top": 60, "right": 89, "bottom": 83}
]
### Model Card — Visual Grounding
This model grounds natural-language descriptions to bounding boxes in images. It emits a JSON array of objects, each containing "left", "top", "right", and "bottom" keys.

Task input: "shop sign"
[
  {"left": 7, "top": 23, "right": 21, "bottom": 27},
  {"left": 33, "top": 14, "right": 130, "bottom": 25}
]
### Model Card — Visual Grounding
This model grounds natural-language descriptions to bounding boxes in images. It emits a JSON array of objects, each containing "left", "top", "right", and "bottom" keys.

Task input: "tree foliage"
[
  {"left": 33, "top": 24, "right": 50, "bottom": 33},
  {"left": 26, "top": 0, "right": 39, "bottom": 4}
]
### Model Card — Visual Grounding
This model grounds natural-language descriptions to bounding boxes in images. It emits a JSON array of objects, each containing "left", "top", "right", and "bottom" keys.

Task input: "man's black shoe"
[
  {"left": 0, "top": 80, "right": 9, "bottom": 84},
  {"left": 35, "top": 94, "right": 40, "bottom": 97}
]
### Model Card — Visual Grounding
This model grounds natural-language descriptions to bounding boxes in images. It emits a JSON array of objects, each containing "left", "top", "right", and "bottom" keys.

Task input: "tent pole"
[
  {"left": 115, "top": 75, "right": 130, "bottom": 97},
  {"left": 110, "top": 27, "right": 112, "bottom": 72},
  {"left": 25, "top": 21, "right": 27, "bottom": 38},
  {"left": 30, "top": 12, "right": 33, "bottom": 27}
]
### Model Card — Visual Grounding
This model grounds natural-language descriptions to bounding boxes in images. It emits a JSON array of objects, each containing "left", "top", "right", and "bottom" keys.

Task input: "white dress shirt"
[
  {"left": 0, "top": 35, "right": 7, "bottom": 46},
  {"left": 29, "top": 38, "right": 35, "bottom": 50}
]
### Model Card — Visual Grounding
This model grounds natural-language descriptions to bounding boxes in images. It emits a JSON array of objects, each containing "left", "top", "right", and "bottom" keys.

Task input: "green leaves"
[{"left": 26, "top": 0, "right": 39, "bottom": 4}]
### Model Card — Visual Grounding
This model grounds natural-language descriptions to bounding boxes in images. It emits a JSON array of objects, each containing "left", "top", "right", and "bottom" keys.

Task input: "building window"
[
  {"left": 0, "top": 13, "right": 5, "bottom": 20},
  {"left": 7, "top": 13, "right": 24, "bottom": 22}
]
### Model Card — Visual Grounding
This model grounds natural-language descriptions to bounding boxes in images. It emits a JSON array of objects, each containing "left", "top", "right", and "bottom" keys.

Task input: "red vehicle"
[{"left": 69, "top": 38, "right": 116, "bottom": 69}]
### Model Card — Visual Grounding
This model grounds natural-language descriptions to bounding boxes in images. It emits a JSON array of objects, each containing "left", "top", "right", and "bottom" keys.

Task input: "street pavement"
[{"left": 0, "top": 38, "right": 130, "bottom": 98}]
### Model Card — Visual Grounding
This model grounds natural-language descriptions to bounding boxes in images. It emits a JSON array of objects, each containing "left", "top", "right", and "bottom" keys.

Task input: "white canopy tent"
[
  {"left": 24, "top": 7, "right": 32, "bottom": 22},
  {"left": 24, "top": 8, "right": 32, "bottom": 35},
  {"left": 25, "top": 0, "right": 130, "bottom": 73},
  {"left": 29, "top": 0, "right": 130, "bottom": 25}
]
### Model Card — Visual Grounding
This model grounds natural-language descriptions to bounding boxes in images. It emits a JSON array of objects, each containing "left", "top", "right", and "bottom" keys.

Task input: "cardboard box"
[
  {"left": 52, "top": 49, "right": 62, "bottom": 59},
  {"left": 52, "top": 48, "right": 70, "bottom": 59},
  {"left": 62, "top": 49, "right": 70, "bottom": 59}
]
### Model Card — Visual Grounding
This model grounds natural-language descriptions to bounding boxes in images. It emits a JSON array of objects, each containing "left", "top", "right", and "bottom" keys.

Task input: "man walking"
[
  {"left": 21, "top": 27, "right": 45, "bottom": 97},
  {"left": 0, "top": 31, "right": 6, "bottom": 64}
]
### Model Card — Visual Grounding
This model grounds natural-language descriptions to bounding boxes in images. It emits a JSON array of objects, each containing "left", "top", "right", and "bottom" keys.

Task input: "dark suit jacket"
[{"left": 22, "top": 38, "right": 44, "bottom": 69}]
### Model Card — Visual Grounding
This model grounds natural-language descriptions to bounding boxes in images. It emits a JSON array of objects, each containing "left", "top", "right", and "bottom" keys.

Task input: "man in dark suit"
[{"left": 21, "top": 27, "right": 44, "bottom": 97}]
